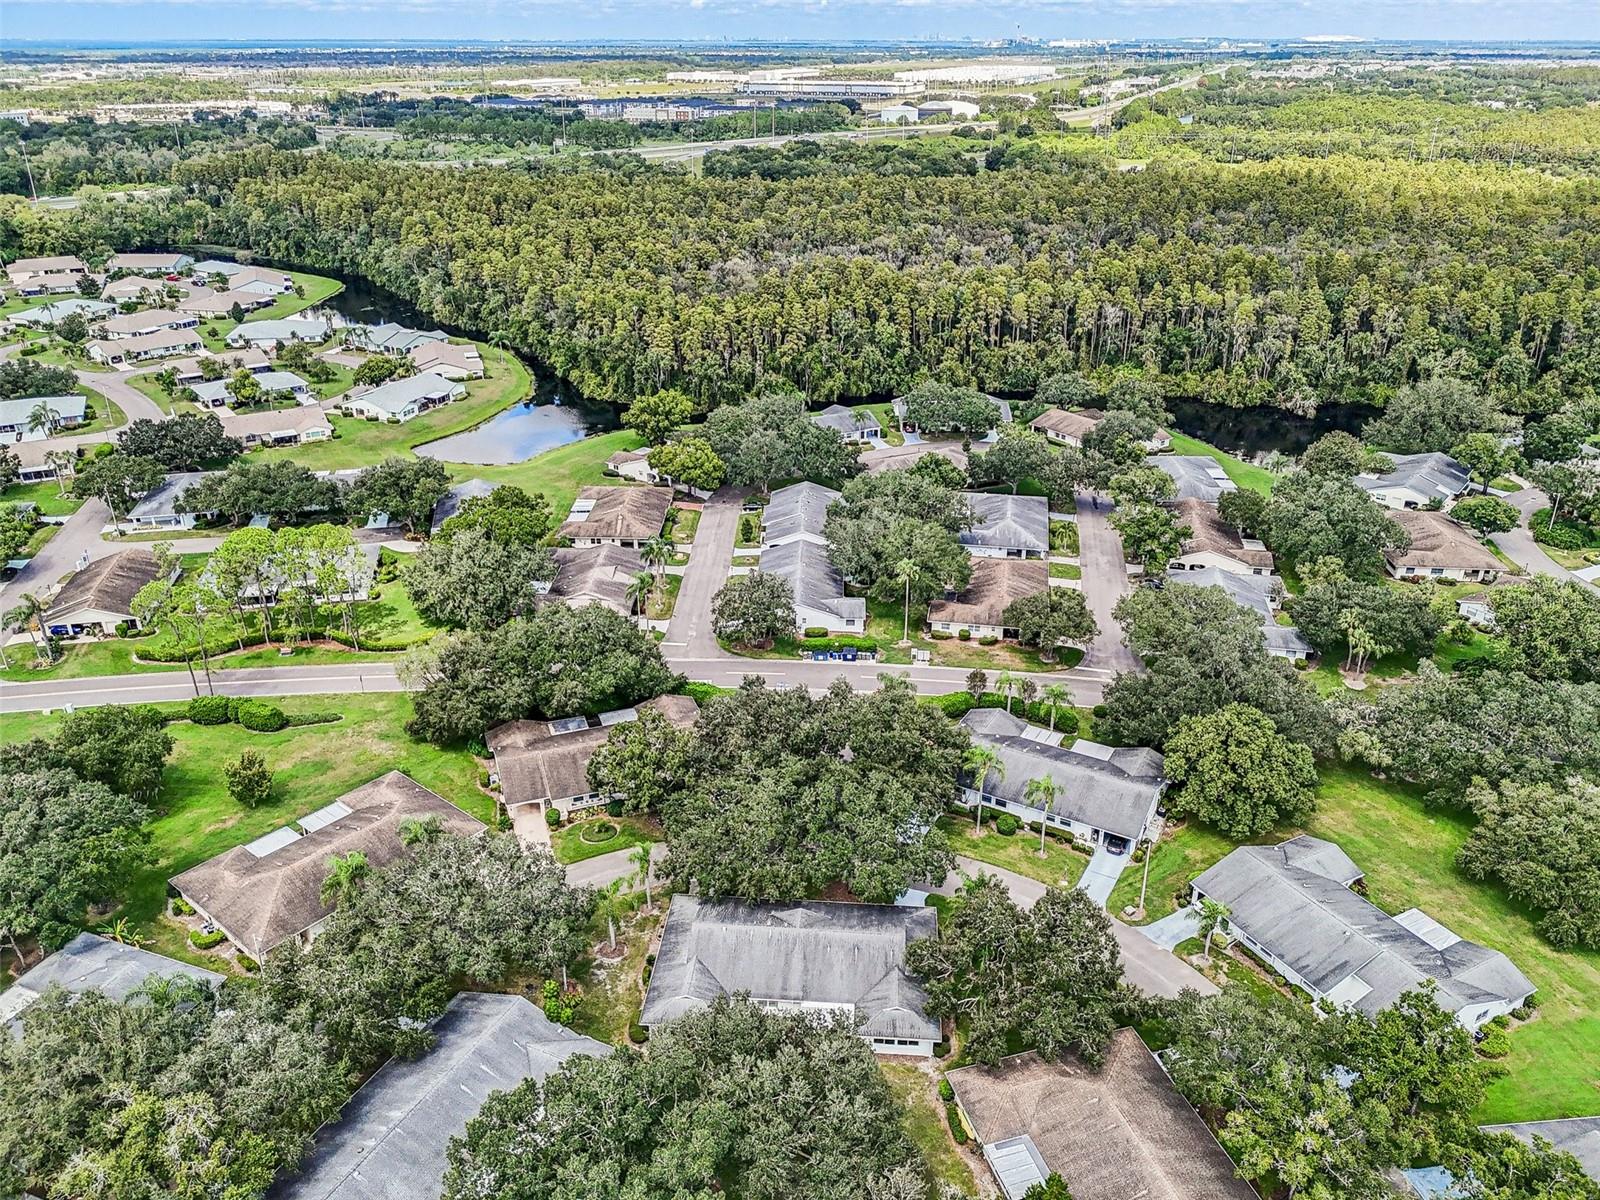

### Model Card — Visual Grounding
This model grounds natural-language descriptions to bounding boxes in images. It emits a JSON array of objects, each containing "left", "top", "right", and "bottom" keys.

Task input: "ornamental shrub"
[
  {"left": 996, "top": 814, "right": 1021, "bottom": 836},
  {"left": 946, "top": 1103, "right": 968, "bottom": 1144},
  {"left": 938, "top": 1078, "right": 955, "bottom": 1102},
  {"left": 957, "top": 627, "right": 971, "bottom": 641},
  {"left": 236, "top": 701, "right": 288, "bottom": 732},
  {"left": 1478, "top": 1028, "right": 1511, "bottom": 1059},
  {"left": 189, "top": 929, "right": 226, "bottom": 950},
  {"left": 187, "top": 695, "right": 232, "bottom": 725},
  {"left": 978, "top": 635, "right": 999, "bottom": 646},
  {"left": 804, "top": 626, "right": 829, "bottom": 639}
]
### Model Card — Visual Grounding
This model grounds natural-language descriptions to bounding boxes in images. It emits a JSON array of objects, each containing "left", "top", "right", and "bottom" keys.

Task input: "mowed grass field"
[
  {"left": 1114, "top": 762, "right": 1600, "bottom": 1124},
  {"left": 8, "top": 693, "right": 486, "bottom": 970}
]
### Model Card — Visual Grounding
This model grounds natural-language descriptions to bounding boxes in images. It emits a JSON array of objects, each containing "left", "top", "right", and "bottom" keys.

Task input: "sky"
[{"left": 3, "top": 0, "right": 1598, "bottom": 46}]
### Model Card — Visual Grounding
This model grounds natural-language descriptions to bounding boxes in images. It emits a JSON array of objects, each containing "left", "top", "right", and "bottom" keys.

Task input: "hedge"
[
  {"left": 796, "top": 634, "right": 881, "bottom": 653},
  {"left": 189, "top": 929, "right": 226, "bottom": 950},
  {"left": 237, "top": 701, "right": 288, "bottom": 732},
  {"left": 187, "top": 695, "right": 232, "bottom": 725},
  {"left": 945, "top": 1102, "right": 968, "bottom": 1144}
]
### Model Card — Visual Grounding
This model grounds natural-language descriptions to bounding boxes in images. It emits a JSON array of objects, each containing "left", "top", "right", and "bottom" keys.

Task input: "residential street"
[
  {"left": 662, "top": 489, "right": 741, "bottom": 656},
  {"left": 1073, "top": 491, "right": 1142, "bottom": 676},
  {"left": 1492, "top": 487, "right": 1597, "bottom": 591},
  {"left": 0, "top": 497, "right": 114, "bottom": 606}
]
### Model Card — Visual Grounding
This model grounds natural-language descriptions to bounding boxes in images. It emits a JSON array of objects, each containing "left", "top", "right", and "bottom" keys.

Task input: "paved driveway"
[
  {"left": 663, "top": 489, "right": 742, "bottom": 656},
  {"left": 1139, "top": 905, "right": 1201, "bottom": 951},
  {"left": 1073, "top": 492, "right": 1142, "bottom": 676},
  {"left": 1492, "top": 488, "right": 1597, "bottom": 591},
  {"left": 565, "top": 842, "right": 667, "bottom": 890},
  {"left": 1076, "top": 845, "right": 1130, "bottom": 908}
]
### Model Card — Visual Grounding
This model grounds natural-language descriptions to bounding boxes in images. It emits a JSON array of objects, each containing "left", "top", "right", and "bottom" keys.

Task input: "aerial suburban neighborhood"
[{"left": 2, "top": 26, "right": 1600, "bottom": 1200}]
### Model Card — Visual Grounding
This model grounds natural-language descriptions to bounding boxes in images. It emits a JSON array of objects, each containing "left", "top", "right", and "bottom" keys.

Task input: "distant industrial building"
[
  {"left": 739, "top": 78, "right": 924, "bottom": 100},
  {"left": 895, "top": 64, "right": 1059, "bottom": 85}
]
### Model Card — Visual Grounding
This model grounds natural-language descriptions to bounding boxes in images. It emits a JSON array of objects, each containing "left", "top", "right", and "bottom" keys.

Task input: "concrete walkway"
[
  {"left": 662, "top": 488, "right": 743, "bottom": 656},
  {"left": 1492, "top": 488, "right": 1597, "bottom": 591},
  {"left": 1073, "top": 492, "right": 1142, "bottom": 677},
  {"left": 1139, "top": 905, "right": 1202, "bottom": 951}
]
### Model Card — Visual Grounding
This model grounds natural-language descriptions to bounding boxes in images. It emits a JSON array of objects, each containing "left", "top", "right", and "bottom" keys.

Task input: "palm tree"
[
  {"left": 1025, "top": 776, "right": 1059, "bottom": 856},
  {"left": 1196, "top": 898, "right": 1231, "bottom": 964},
  {"left": 893, "top": 556, "right": 920, "bottom": 644},
  {"left": 45, "top": 450, "right": 76, "bottom": 496},
  {"left": 399, "top": 814, "right": 444, "bottom": 846},
  {"left": 5, "top": 593, "right": 53, "bottom": 663},
  {"left": 26, "top": 399, "right": 61, "bottom": 438},
  {"left": 595, "top": 878, "right": 627, "bottom": 953},
  {"left": 963, "top": 744, "right": 1004, "bottom": 834},
  {"left": 630, "top": 844, "right": 654, "bottom": 908},
  {"left": 1042, "top": 683, "right": 1070, "bottom": 732},
  {"left": 625, "top": 570, "right": 656, "bottom": 618},
  {"left": 641, "top": 535, "right": 672, "bottom": 583},
  {"left": 995, "top": 669, "right": 1018, "bottom": 713},
  {"left": 320, "top": 851, "right": 370, "bottom": 909}
]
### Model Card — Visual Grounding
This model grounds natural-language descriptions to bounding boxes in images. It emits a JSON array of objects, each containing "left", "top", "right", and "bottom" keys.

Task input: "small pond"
[{"left": 415, "top": 390, "right": 618, "bottom": 465}]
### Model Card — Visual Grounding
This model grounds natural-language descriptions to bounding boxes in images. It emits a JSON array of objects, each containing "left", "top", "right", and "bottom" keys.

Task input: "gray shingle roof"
[
  {"left": 1193, "top": 836, "right": 1535, "bottom": 1019},
  {"left": 1357, "top": 452, "right": 1471, "bottom": 502},
  {"left": 1, "top": 932, "right": 222, "bottom": 1031},
  {"left": 128, "top": 471, "right": 215, "bottom": 520},
  {"left": 272, "top": 992, "right": 607, "bottom": 1200},
  {"left": 44, "top": 548, "right": 164, "bottom": 623},
  {"left": 641, "top": 897, "right": 940, "bottom": 1042},
  {"left": 541, "top": 544, "right": 645, "bottom": 615},
  {"left": 1165, "top": 569, "right": 1312, "bottom": 657},
  {"left": 429, "top": 478, "right": 496, "bottom": 532},
  {"left": 762, "top": 481, "right": 840, "bottom": 545},
  {"left": 226, "top": 317, "right": 330, "bottom": 346},
  {"left": 757, "top": 539, "right": 865, "bottom": 623},
  {"left": 1480, "top": 1118, "right": 1600, "bottom": 1184},
  {"left": 347, "top": 372, "right": 464, "bottom": 417},
  {"left": 1149, "top": 455, "right": 1237, "bottom": 502},
  {"left": 947, "top": 1034, "right": 1258, "bottom": 1200},
  {"left": 810, "top": 404, "right": 880, "bottom": 437},
  {"left": 960, "top": 714, "right": 1165, "bottom": 841},
  {"left": 959, "top": 492, "right": 1050, "bottom": 554},
  {"left": 170, "top": 772, "right": 485, "bottom": 960}
]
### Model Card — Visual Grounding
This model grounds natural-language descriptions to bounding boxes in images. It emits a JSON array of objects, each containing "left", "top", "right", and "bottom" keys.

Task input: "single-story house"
[
  {"left": 757, "top": 540, "right": 866, "bottom": 634},
  {"left": 810, "top": 403, "right": 881, "bottom": 443},
  {"left": 6, "top": 255, "right": 86, "bottom": 293},
  {"left": 409, "top": 340, "right": 485, "bottom": 380},
  {"left": 1029, "top": 407, "right": 1172, "bottom": 452},
  {"left": 1357, "top": 452, "right": 1471, "bottom": 510},
  {"left": 274, "top": 992, "right": 608, "bottom": 1200},
  {"left": 189, "top": 258, "right": 244, "bottom": 278},
  {"left": 9, "top": 438, "right": 73, "bottom": 483},
  {"left": 101, "top": 276, "right": 171, "bottom": 303},
  {"left": 538, "top": 544, "right": 648, "bottom": 616},
  {"left": 640, "top": 896, "right": 942, "bottom": 1056},
  {"left": 959, "top": 708, "right": 1165, "bottom": 853},
  {"left": 1166, "top": 498, "right": 1276, "bottom": 576},
  {"left": 170, "top": 771, "right": 485, "bottom": 961},
  {"left": 219, "top": 404, "right": 333, "bottom": 449},
  {"left": 429, "top": 478, "right": 497, "bottom": 533},
  {"left": 1191, "top": 836, "right": 1535, "bottom": 1030},
  {"left": 558, "top": 485, "right": 673, "bottom": 549},
  {"left": 1, "top": 932, "right": 222, "bottom": 1033},
  {"left": 169, "top": 347, "right": 271, "bottom": 384},
  {"left": 94, "top": 308, "right": 201, "bottom": 340},
  {"left": 1479, "top": 1119, "right": 1600, "bottom": 1186},
  {"left": 125, "top": 471, "right": 218, "bottom": 530},
  {"left": 42, "top": 548, "right": 170, "bottom": 636},
  {"left": 0, "top": 393, "right": 87, "bottom": 442},
  {"left": 946, "top": 1032, "right": 1257, "bottom": 1200},
  {"left": 192, "top": 369, "right": 313, "bottom": 408},
  {"left": 340, "top": 372, "right": 466, "bottom": 423},
  {"left": 87, "top": 327, "right": 205, "bottom": 365},
  {"left": 107, "top": 251, "right": 193, "bottom": 275},
  {"left": 225, "top": 317, "right": 330, "bottom": 348},
  {"left": 927, "top": 557, "right": 1048, "bottom": 640},
  {"left": 1150, "top": 454, "right": 1237, "bottom": 502},
  {"left": 1456, "top": 593, "right": 1498, "bottom": 630},
  {"left": 605, "top": 448, "right": 657, "bottom": 486},
  {"left": 220, "top": 265, "right": 295, "bottom": 295},
  {"left": 176, "top": 287, "right": 274, "bottom": 317},
  {"left": 346, "top": 322, "right": 449, "bottom": 355},
  {"left": 1165, "top": 567, "right": 1311, "bottom": 660},
  {"left": 6, "top": 297, "right": 115, "bottom": 328},
  {"left": 861, "top": 441, "right": 970, "bottom": 475},
  {"left": 1384, "top": 509, "right": 1503, "bottom": 583},
  {"left": 488, "top": 694, "right": 699, "bottom": 818},
  {"left": 960, "top": 492, "right": 1050, "bottom": 559},
  {"left": 762, "top": 481, "right": 839, "bottom": 548}
]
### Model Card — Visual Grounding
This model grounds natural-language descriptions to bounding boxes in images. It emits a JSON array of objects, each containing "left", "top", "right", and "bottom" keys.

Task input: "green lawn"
[
  {"left": 645, "top": 572, "right": 682, "bottom": 621},
  {"left": 880, "top": 1063, "right": 979, "bottom": 1196},
  {"left": 1167, "top": 433, "right": 1279, "bottom": 496},
  {"left": 549, "top": 814, "right": 662, "bottom": 866},
  {"left": 1, "top": 479, "right": 83, "bottom": 516},
  {"left": 937, "top": 814, "right": 1089, "bottom": 887},
  {"left": 68, "top": 384, "right": 127, "bottom": 436},
  {"left": 570, "top": 893, "right": 659, "bottom": 1045},
  {"left": 1112, "top": 764, "right": 1600, "bottom": 1123},
  {"left": 8, "top": 693, "right": 487, "bottom": 969},
  {"left": 854, "top": 402, "right": 903, "bottom": 446},
  {"left": 1049, "top": 562, "right": 1082, "bottom": 580},
  {"left": 254, "top": 347, "right": 532, "bottom": 471},
  {"left": 665, "top": 505, "right": 700, "bottom": 543},
  {"left": 470, "top": 429, "right": 646, "bottom": 525}
]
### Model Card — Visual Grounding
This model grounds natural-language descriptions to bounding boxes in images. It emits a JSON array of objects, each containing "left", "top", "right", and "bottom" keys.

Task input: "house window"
[{"left": 1430, "top": 568, "right": 1443, "bottom": 577}]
